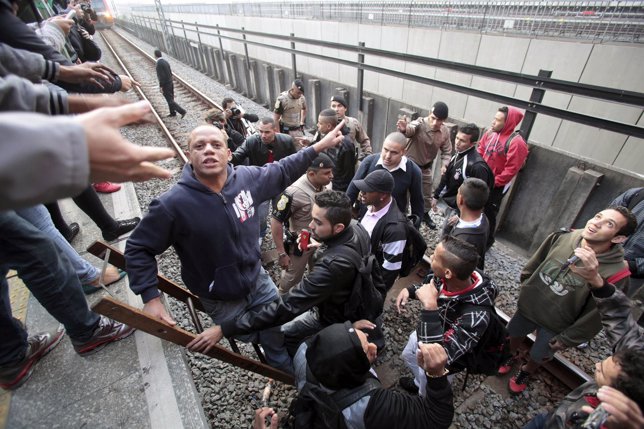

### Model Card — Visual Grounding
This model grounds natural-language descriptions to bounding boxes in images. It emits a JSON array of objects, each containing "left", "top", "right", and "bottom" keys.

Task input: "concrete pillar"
[
  {"left": 308, "top": 79, "right": 321, "bottom": 126},
  {"left": 249, "top": 60, "right": 261, "bottom": 103},
  {"left": 213, "top": 49, "right": 225, "bottom": 83},
  {"left": 243, "top": 61, "right": 254, "bottom": 100},
  {"left": 529, "top": 167, "right": 604, "bottom": 252},
  {"left": 193, "top": 46, "right": 202, "bottom": 70},
  {"left": 204, "top": 46, "right": 214, "bottom": 77},
  {"left": 273, "top": 68, "right": 285, "bottom": 98},
  {"left": 361, "top": 96, "right": 376, "bottom": 148},
  {"left": 208, "top": 47, "right": 219, "bottom": 80},
  {"left": 224, "top": 52, "right": 234, "bottom": 88},
  {"left": 229, "top": 54, "right": 241, "bottom": 92},
  {"left": 196, "top": 46, "right": 205, "bottom": 73},
  {"left": 262, "top": 64, "right": 276, "bottom": 108}
]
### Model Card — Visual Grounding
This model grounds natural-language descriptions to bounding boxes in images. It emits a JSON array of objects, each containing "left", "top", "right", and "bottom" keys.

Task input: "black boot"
[
  {"left": 102, "top": 217, "right": 140, "bottom": 241},
  {"left": 423, "top": 212, "right": 436, "bottom": 230}
]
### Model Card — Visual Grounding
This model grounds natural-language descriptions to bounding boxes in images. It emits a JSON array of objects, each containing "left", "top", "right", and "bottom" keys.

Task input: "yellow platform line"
[{"left": 0, "top": 272, "right": 31, "bottom": 429}]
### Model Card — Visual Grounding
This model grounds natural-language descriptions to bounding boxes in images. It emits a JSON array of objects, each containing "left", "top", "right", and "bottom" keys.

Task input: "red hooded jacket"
[{"left": 477, "top": 107, "right": 529, "bottom": 187}]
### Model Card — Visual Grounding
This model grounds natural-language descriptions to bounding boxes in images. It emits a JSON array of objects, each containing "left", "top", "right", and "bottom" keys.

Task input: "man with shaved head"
[
  {"left": 347, "top": 131, "right": 424, "bottom": 222},
  {"left": 312, "top": 109, "right": 356, "bottom": 192},
  {"left": 125, "top": 123, "right": 346, "bottom": 372}
]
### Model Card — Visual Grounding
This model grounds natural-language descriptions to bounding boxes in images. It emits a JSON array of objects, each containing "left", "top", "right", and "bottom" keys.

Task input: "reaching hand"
[
  {"left": 77, "top": 100, "right": 176, "bottom": 183},
  {"left": 119, "top": 75, "right": 141, "bottom": 92},
  {"left": 396, "top": 115, "right": 408, "bottom": 133},
  {"left": 395, "top": 288, "right": 410, "bottom": 314},
  {"left": 58, "top": 62, "right": 115, "bottom": 88},
  {"left": 581, "top": 386, "right": 644, "bottom": 429},
  {"left": 186, "top": 325, "right": 224, "bottom": 354},
  {"left": 142, "top": 297, "right": 176, "bottom": 326},
  {"left": 253, "top": 407, "right": 279, "bottom": 429},
  {"left": 417, "top": 342, "right": 448, "bottom": 377}
]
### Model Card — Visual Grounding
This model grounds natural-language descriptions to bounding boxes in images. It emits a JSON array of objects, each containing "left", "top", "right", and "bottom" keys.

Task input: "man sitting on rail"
[
  {"left": 500, "top": 207, "right": 636, "bottom": 395},
  {"left": 199, "top": 190, "right": 380, "bottom": 355},
  {"left": 522, "top": 278, "right": 643, "bottom": 429},
  {"left": 124, "top": 122, "right": 346, "bottom": 373},
  {"left": 395, "top": 236, "right": 498, "bottom": 395}
]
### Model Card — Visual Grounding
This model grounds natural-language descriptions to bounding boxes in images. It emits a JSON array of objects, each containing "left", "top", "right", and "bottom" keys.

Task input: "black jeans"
[{"left": 483, "top": 186, "right": 506, "bottom": 247}]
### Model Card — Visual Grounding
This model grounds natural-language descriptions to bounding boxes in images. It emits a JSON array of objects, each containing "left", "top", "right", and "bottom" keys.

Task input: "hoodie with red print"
[{"left": 477, "top": 106, "right": 529, "bottom": 188}]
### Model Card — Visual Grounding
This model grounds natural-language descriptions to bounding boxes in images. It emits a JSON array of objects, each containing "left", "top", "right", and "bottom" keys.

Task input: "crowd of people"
[{"left": 0, "top": 2, "right": 642, "bottom": 429}]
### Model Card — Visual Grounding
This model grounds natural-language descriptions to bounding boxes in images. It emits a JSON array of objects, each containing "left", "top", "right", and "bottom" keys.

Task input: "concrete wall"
[{"left": 141, "top": 11, "right": 644, "bottom": 176}]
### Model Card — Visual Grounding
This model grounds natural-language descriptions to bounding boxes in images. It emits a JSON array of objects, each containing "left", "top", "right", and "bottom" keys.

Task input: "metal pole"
[
  {"left": 290, "top": 32, "right": 297, "bottom": 79},
  {"left": 242, "top": 26, "right": 250, "bottom": 70},
  {"left": 357, "top": 41, "right": 365, "bottom": 111},
  {"left": 520, "top": 69, "right": 553, "bottom": 140}
]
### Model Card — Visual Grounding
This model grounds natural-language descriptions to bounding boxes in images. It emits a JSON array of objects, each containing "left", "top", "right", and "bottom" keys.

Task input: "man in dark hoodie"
[
  {"left": 396, "top": 235, "right": 498, "bottom": 395},
  {"left": 125, "top": 122, "right": 346, "bottom": 372},
  {"left": 290, "top": 321, "right": 454, "bottom": 429},
  {"left": 500, "top": 206, "right": 636, "bottom": 395},
  {"left": 477, "top": 106, "right": 529, "bottom": 248},
  {"left": 202, "top": 190, "right": 377, "bottom": 355}
]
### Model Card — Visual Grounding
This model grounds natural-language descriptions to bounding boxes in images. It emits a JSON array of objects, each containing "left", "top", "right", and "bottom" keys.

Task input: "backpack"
[
  {"left": 454, "top": 303, "right": 511, "bottom": 376},
  {"left": 335, "top": 246, "right": 386, "bottom": 322},
  {"left": 400, "top": 216, "right": 428, "bottom": 277},
  {"left": 292, "top": 377, "right": 381, "bottom": 429}
]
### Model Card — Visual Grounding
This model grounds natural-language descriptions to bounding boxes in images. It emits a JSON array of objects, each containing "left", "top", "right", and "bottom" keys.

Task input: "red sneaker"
[
  {"left": 0, "top": 326, "right": 65, "bottom": 390},
  {"left": 508, "top": 369, "right": 530, "bottom": 395},
  {"left": 93, "top": 182, "right": 121, "bottom": 193},
  {"left": 497, "top": 355, "right": 518, "bottom": 375}
]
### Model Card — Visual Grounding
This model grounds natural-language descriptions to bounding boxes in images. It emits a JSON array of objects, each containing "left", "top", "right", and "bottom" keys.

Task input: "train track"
[{"left": 97, "top": 27, "right": 594, "bottom": 425}]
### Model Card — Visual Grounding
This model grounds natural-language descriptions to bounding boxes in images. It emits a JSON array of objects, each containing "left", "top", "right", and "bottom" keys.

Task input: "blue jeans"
[
  {"left": 200, "top": 267, "right": 292, "bottom": 374},
  {"left": 16, "top": 205, "right": 98, "bottom": 284},
  {"left": 523, "top": 412, "right": 549, "bottom": 429},
  {"left": 0, "top": 211, "right": 100, "bottom": 365},
  {"left": 281, "top": 309, "right": 323, "bottom": 356}
]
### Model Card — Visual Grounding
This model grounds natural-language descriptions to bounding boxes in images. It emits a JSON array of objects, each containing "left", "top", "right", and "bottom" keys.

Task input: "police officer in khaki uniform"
[
  {"left": 271, "top": 153, "right": 334, "bottom": 294},
  {"left": 330, "top": 95, "right": 372, "bottom": 159},
  {"left": 397, "top": 101, "right": 452, "bottom": 229},
  {"left": 273, "top": 79, "right": 307, "bottom": 140}
]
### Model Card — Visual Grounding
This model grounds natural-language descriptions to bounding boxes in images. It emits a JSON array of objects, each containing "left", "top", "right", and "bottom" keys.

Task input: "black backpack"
[
  {"left": 293, "top": 377, "right": 381, "bottom": 429},
  {"left": 335, "top": 246, "right": 386, "bottom": 323},
  {"left": 400, "top": 216, "right": 428, "bottom": 277},
  {"left": 455, "top": 303, "right": 511, "bottom": 376}
]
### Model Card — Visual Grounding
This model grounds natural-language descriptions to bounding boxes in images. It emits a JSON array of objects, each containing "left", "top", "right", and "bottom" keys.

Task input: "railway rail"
[{"left": 95, "top": 27, "right": 598, "bottom": 427}]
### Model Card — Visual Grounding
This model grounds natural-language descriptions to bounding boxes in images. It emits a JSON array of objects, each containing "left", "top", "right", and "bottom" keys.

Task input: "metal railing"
[
  {"left": 130, "top": 1, "right": 644, "bottom": 43},
  {"left": 122, "top": 15, "right": 644, "bottom": 140}
]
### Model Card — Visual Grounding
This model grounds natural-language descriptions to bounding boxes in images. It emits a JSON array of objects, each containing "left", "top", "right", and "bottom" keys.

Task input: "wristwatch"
[{"left": 425, "top": 368, "right": 449, "bottom": 378}]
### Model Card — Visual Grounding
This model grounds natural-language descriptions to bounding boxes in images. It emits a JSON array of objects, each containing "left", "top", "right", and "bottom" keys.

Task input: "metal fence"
[{"left": 130, "top": 1, "right": 644, "bottom": 43}]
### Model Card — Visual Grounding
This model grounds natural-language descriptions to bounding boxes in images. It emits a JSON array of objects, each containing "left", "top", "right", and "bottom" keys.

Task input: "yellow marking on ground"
[{"left": 0, "top": 273, "right": 31, "bottom": 428}]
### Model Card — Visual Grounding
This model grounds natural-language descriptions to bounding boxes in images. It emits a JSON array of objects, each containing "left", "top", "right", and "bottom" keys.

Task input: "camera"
[{"left": 230, "top": 107, "right": 242, "bottom": 117}]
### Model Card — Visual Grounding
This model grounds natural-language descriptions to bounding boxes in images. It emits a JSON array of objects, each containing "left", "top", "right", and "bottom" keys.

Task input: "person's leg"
[
  {"left": 400, "top": 330, "right": 427, "bottom": 396},
  {"left": 16, "top": 205, "right": 99, "bottom": 284},
  {"left": 44, "top": 201, "right": 72, "bottom": 239},
  {"left": 483, "top": 186, "right": 505, "bottom": 248},
  {"left": 162, "top": 86, "right": 176, "bottom": 115},
  {"left": 0, "top": 272, "right": 28, "bottom": 365},
  {"left": 278, "top": 248, "right": 314, "bottom": 294},
  {"left": 72, "top": 186, "right": 118, "bottom": 232},
  {"left": 0, "top": 212, "right": 100, "bottom": 341},
  {"left": 281, "top": 309, "right": 323, "bottom": 357},
  {"left": 257, "top": 200, "right": 270, "bottom": 245},
  {"left": 498, "top": 311, "right": 537, "bottom": 375}
]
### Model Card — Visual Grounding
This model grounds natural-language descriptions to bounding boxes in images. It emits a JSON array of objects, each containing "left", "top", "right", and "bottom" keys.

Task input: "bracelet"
[
  {"left": 425, "top": 368, "right": 449, "bottom": 378},
  {"left": 278, "top": 252, "right": 288, "bottom": 258}
]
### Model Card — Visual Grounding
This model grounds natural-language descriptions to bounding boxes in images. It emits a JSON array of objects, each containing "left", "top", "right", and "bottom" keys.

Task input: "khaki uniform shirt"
[
  {"left": 274, "top": 91, "right": 307, "bottom": 127},
  {"left": 344, "top": 115, "right": 372, "bottom": 155},
  {"left": 273, "top": 174, "right": 320, "bottom": 234},
  {"left": 404, "top": 118, "right": 452, "bottom": 169}
]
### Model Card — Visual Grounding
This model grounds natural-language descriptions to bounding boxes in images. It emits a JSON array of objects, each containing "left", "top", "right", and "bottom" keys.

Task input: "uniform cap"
[
  {"left": 431, "top": 101, "right": 449, "bottom": 120},
  {"left": 293, "top": 79, "right": 305, "bottom": 93},
  {"left": 330, "top": 95, "right": 348, "bottom": 108},
  {"left": 309, "top": 152, "right": 335, "bottom": 170},
  {"left": 353, "top": 169, "right": 394, "bottom": 194}
]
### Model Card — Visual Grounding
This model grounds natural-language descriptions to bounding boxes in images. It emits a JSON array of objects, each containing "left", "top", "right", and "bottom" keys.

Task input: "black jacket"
[
  {"left": 220, "top": 222, "right": 371, "bottom": 336},
  {"left": 434, "top": 146, "right": 494, "bottom": 209},
  {"left": 230, "top": 133, "right": 297, "bottom": 166},
  {"left": 68, "top": 24, "right": 101, "bottom": 63},
  {"left": 227, "top": 114, "right": 259, "bottom": 137},
  {"left": 155, "top": 58, "right": 173, "bottom": 87},
  {"left": 367, "top": 202, "right": 408, "bottom": 290},
  {"left": 317, "top": 133, "right": 356, "bottom": 192}
]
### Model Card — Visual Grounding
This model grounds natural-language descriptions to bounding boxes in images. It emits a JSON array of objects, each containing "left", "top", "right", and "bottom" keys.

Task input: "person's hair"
[
  {"left": 384, "top": 131, "right": 407, "bottom": 148},
  {"left": 459, "top": 178, "right": 489, "bottom": 211},
  {"left": 498, "top": 106, "right": 509, "bottom": 120},
  {"left": 458, "top": 123, "right": 480, "bottom": 143},
  {"left": 259, "top": 117, "right": 275, "bottom": 127},
  {"left": 222, "top": 97, "right": 235, "bottom": 110},
  {"left": 318, "top": 108, "right": 338, "bottom": 126},
  {"left": 154, "top": 49, "right": 162, "bottom": 58},
  {"left": 607, "top": 205, "right": 638, "bottom": 237},
  {"left": 314, "top": 190, "right": 352, "bottom": 227},
  {"left": 440, "top": 235, "right": 479, "bottom": 280},
  {"left": 612, "top": 348, "right": 644, "bottom": 411},
  {"left": 205, "top": 108, "right": 225, "bottom": 124}
]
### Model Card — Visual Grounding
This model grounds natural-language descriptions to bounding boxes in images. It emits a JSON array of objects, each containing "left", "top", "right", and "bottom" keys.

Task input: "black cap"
[
  {"left": 293, "top": 79, "right": 304, "bottom": 93},
  {"left": 330, "top": 95, "right": 347, "bottom": 108},
  {"left": 353, "top": 169, "right": 394, "bottom": 193},
  {"left": 431, "top": 101, "right": 449, "bottom": 120},
  {"left": 306, "top": 322, "right": 371, "bottom": 390},
  {"left": 309, "top": 153, "right": 335, "bottom": 170}
]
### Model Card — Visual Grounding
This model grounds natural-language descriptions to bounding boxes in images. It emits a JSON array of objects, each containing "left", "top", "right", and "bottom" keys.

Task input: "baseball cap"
[
  {"left": 309, "top": 153, "right": 335, "bottom": 170},
  {"left": 293, "top": 79, "right": 304, "bottom": 93},
  {"left": 353, "top": 169, "right": 394, "bottom": 194},
  {"left": 330, "top": 95, "right": 347, "bottom": 108}
]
